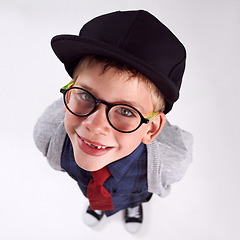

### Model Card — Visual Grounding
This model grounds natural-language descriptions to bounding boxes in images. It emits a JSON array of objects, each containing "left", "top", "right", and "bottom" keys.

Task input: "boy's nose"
[{"left": 81, "top": 104, "right": 111, "bottom": 135}]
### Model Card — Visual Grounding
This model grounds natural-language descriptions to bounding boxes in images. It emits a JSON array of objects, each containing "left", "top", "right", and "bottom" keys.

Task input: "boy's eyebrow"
[
  {"left": 75, "top": 82, "right": 145, "bottom": 113},
  {"left": 118, "top": 100, "right": 145, "bottom": 113},
  {"left": 74, "top": 82, "right": 95, "bottom": 94}
]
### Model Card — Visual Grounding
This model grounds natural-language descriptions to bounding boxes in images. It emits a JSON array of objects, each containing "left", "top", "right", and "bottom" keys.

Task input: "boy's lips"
[{"left": 77, "top": 135, "right": 113, "bottom": 157}]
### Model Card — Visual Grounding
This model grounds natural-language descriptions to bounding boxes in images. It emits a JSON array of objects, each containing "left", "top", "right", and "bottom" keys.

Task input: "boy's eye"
[
  {"left": 79, "top": 92, "right": 94, "bottom": 102},
  {"left": 116, "top": 107, "right": 136, "bottom": 117}
]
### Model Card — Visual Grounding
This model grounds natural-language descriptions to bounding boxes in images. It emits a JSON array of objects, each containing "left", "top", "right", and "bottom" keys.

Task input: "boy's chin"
[
  {"left": 74, "top": 157, "right": 112, "bottom": 172},
  {"left": 78, "top": 164, "right": 106, "bottom": 172}
]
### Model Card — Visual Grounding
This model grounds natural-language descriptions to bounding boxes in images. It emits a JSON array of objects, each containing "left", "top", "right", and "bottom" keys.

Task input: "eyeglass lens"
[{"left": 65, "top": 88, "right": 142, "bottom": 132}]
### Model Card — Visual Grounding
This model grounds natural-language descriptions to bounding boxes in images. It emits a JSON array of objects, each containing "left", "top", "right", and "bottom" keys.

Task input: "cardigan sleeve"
[
  {"left": 147, "top": 120, "right": 193, "bottom": 197},
  {"left": 33, "top": 98, "right": 67, "bottom": 171}
]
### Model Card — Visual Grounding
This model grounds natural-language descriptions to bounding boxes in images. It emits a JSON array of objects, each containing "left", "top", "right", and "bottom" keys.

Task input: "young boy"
[{"left": 34, "top": 10, "right": 193, "bottom": 233}]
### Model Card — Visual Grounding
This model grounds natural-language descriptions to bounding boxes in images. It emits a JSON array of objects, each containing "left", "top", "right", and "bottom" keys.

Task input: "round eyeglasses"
[{"left": 60, "top": 82, "right": 159, "bottom": 133}]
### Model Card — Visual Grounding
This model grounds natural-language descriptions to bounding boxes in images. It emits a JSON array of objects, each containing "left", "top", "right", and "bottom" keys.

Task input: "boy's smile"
[
  {"left": 64, "top": 63, "right": 165, "bottom": 171},
  {"left": 77, "top": 135, "right": 114, "bottom": 156}
]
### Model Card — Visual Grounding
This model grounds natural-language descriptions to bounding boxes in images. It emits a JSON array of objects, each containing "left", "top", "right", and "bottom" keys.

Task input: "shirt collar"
[{"left": 107, "top": 142, "right": 146, "bottom": 182}]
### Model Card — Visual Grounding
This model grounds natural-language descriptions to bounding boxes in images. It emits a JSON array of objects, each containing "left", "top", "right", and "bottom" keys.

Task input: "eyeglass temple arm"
[
  {"left": 61, "top": 81, "right": 75, "bottom": 90},
  {"left": 146, "top": 112, "right": 159, "bottom": 121}
]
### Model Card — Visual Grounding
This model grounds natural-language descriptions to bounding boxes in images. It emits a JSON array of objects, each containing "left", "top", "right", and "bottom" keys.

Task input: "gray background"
[{"left": 0, "top": 0, "right": 239, "bottom": 239}]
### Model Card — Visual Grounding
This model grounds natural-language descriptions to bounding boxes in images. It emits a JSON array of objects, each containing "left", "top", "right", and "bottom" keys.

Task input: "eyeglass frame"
[{"left": 60, "top": 82, "right": 159, "bottom": 133}]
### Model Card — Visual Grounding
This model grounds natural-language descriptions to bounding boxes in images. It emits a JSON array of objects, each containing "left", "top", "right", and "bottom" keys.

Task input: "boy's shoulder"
[
  {"left": 147, "top": 119, "right": 193, "bottom": 168},
  {"left": 153, "top": 120, "right": 193, "bottom": 150},
  {"left": 147, "top": 120, "right": 193, "bottom": 196},
  {"left": 33, "top": 98, "right": 66, "bottom": 170}
]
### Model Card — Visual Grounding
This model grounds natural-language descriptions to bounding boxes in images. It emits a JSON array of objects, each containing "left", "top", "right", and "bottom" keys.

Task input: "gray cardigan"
[{"left": 33, "top": 99, "right": 193, "bottom": 197}]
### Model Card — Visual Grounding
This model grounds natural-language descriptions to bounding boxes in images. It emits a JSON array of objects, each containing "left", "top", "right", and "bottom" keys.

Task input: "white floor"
[{"left": 1, "top": 1, "right": 240, "bottom": 239}]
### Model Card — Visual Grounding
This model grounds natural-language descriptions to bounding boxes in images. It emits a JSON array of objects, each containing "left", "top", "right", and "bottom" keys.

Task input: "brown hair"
[{"left": 73, "top": 55, "right": 165, "bottom": 112}]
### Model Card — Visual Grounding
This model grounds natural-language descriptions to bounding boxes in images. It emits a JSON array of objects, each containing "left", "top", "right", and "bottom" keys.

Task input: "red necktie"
[{"left": 87, "top": 166, "right": 114, "bottom": 211}]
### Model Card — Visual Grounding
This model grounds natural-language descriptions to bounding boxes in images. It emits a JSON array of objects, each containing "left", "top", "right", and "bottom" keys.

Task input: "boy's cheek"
[{"left": 64, "top": 112, "right": 79, "bottom": 133}]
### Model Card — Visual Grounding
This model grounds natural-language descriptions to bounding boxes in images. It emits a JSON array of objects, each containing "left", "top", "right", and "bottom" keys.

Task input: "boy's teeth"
[{"left": 83, "top": 140, "right": 107, "bottom": 149}]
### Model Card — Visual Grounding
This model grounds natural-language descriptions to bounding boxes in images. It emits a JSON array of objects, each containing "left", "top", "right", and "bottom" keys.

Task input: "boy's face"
[{"left": 64, "top": 63, "right": 165, "bottom": 171}]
